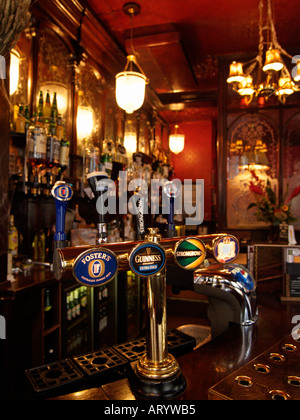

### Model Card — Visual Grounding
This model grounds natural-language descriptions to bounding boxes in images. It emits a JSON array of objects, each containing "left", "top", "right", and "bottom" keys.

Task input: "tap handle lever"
[
  {"left": 51, "top": 181, "right": 73, "bottom": 249},
  {"left": 131, "top": 187, "right": 146, "bottom": 240},
  {"left": 163, "top": 180, "right": 179, "bottom": 238},
  {"left": 87, "top": 171, "right": 109, "bottom": 244}
]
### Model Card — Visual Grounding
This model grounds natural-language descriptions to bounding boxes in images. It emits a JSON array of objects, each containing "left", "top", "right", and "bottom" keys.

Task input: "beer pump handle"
[
  {"left": 51, "top": 181, "right": 73, "bottom": 250},
  {"left": 132, "top": 188, "right": 146, "bottom": 240},
  {"left": 87, "top": 171, "right": 109, "bottom": 244},
  {"left": 164, "top": 181, "right": 178, "bottom": 238}
]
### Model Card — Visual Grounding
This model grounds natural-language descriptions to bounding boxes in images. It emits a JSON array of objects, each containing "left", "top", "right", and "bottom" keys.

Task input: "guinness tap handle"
[
  {"left": 51, "top": 181, "right": 73, "bottom": 250},
  {"left": 87, "top": 171, "right": 109, "bottom": 244}
]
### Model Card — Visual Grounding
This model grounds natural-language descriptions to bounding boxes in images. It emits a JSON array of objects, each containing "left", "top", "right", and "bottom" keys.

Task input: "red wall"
[{"left": 170, "top": 120, "right": 214, "bottom": 221}]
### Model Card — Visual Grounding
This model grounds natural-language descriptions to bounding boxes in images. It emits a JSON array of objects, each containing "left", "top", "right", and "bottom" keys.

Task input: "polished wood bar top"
[
  {"left": 52, "top": 294, "right": 300, "bottom": 400},
  {"left": 0, "top": 267, "right": 56, "bottom": 299}
]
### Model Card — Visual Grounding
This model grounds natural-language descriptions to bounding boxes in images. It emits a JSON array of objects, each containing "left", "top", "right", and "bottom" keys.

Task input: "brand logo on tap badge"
[
  {"left": 51, "top": 182, "right": 73, "bottom": 201},
  {"left": 73, "top": 248, "right": 118, "bottom": 286},
  {"left": 214, "top": 236, "right": 239, "bottom": 264},
  {"left": 129, "top": 242, "right": 166, "bottom": 277},
  {"left": 174, "top": 237, "right": 206, "bottom": 270}
]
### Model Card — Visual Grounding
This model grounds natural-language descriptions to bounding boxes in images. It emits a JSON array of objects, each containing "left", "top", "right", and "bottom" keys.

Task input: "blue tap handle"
[{"left": 51, "top": 181, "right": 73, "bottom": 245}]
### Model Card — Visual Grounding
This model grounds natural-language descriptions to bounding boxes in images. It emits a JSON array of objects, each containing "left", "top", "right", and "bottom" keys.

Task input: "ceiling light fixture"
[
  {"left": 169, "top": 124, "right": 185, "bottom": 154},
  {"left": 115, "top": 2, "right": 148, "bottom": 114},
  {"left": 227, "top": 0, "right": 300, "bottom": 105}
]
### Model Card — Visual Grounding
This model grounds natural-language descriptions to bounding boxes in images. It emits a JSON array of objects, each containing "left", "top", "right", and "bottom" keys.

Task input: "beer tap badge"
[
  {"left": 213, "top": 235, "right": 239, "bottom": 264},
  {"left": 51, "top": 182, "right": 73, "bottom": 201},
  {"left": 174, "top": 237, "right": 206, "bottom": 270},
  {"left": 73, "top": 248, "right": 118, "bottom": 287},
  {"left": 129, "top": 242, "right": 166, "bottom": 277}
]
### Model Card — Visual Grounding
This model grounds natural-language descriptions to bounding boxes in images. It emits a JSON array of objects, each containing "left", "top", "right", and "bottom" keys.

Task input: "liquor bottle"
[
  {"left": 80, "top": 286, "right": 87, "bottom": 309},
  {"left": 8, "top": 215, "right": 18, "bottom": 257},
  {"left": 37, "top": 91, "right": 44, "bottom": 117},
  {"left": 12, "top": 105, "right": 19, "bottom": 131},
  {"left": 46, "top": 111, "right": 61, "bottom": 165},
  {"left": 86, "top": 144, "right": 100, "bottom": 174},
  {"left": 101, "top": 138, "right": 112, "bottom": 177},
  {"left": 74, "top": 288, "right": 80, "bottom": 317},
  {"left": 44, "top": 289, "right": 52, "bottom": 330},
  {"left": 51, "top": 92, "right": 58, "bottom": 119},
  {"left": 70, "top": 291, "right": 76, "bottom": 319},
  {"left": 27, "top": 115, "right": 47, "bottom": 163},
  {"left": 66, "top": 293, "right": 72, "bottom": 323},
  {"left": 15, "top": 104, "right": 25, "bottom": 133},
  {"left": 24, "top": 105, "right": 30, "bottom": 131},
  {"left": 56, "top": 114, "right": 64, "bottom": 140},
  {"left": 32, "top": 230, "right": 46, "bottom": 261},
  {"left": 44, "top": 90, "right": 51, "bottom": 119},
  {"left": 59, "top": 137, "right": 70, "bottom": 169}
]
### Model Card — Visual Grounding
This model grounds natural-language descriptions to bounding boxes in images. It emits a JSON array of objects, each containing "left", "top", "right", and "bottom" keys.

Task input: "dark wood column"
[{"left": 0, "top": 55, "right": 10, "bottom": 282}]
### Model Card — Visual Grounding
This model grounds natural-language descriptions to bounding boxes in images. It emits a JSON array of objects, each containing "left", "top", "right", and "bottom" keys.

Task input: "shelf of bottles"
[
  {"left": 10, "top": 90, "right": 70, "bottom": 197},
  {"left": 64, "top": 285, "right": 90, "bottom": 356}
]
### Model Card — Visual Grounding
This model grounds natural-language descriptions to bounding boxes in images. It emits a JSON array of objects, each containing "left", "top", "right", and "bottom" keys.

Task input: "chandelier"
[
  {"left": 115, "top": 3, "right": 148, "bottom": 114},
  {"left": 227, "top": 0, "right": 300, "bottom": 105}
]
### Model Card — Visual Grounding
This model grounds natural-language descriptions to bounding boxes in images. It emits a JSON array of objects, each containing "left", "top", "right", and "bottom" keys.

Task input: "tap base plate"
[{"left": 128, "top": 362, "right": 187, "bottom": 400}]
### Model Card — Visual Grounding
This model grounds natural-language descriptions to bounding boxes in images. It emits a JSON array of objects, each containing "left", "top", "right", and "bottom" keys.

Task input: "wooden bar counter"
[{"left": 51, "top": 293, "right": 300, "bottom": 400}]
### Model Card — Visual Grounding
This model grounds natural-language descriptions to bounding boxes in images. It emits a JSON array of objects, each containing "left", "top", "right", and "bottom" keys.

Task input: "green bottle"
[
  {"left": 51, "top": 92, "right": 58, "bottom": 119},
  {"left": 38, "top": 91, "right": 44, "bottom": 117},
  {"left": 44, "top": 90, "right": 51, "bottom": 119}
]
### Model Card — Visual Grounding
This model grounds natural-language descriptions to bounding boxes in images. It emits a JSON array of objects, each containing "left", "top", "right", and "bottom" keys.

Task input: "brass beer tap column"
[
  {"left": 53, "top": 231, "right": 240, "bottom": 398},
  {"left": 128, "top": 228, "right": 186, "bottom": 399}
]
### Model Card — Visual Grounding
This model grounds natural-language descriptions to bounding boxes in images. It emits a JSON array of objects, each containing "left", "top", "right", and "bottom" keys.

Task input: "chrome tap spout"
[{"left": 194, "top": 263, "right": 258, "bottom": 332}]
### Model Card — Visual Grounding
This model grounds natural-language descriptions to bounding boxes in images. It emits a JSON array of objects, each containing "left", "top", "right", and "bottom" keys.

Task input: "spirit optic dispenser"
[{"left": 53, "top": 230, "right": 242, "bottom": 399}]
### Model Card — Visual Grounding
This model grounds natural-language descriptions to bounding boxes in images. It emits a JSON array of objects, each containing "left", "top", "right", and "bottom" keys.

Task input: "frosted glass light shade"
[
  {"left": 263, "top": 48, "right": 284, "bottom": 72},
  {"left": 169, "top": 133, "right": 185, "bottom": 154},
  {"left": 124, "top": 131, "right": 137, "bottom": 154},
  {"left": 227, "top": 61, "right": 245, "bottom": 84},
  {"left": 115, "top": 71, "right": 147, "bottom": 114},
  {"left": 294, "top": 61, "right": 300, "bottom": 82},
  {"left": 10, "top": 50, "right": 20, "bottom": 95},
  {"left": 77, "top": 106, "right": 94, "bottom": 141}
]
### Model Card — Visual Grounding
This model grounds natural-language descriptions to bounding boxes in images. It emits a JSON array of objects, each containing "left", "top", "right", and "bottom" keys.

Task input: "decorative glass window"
[{"left": 227, "top": 113, "right": 278, "bottom": 228}]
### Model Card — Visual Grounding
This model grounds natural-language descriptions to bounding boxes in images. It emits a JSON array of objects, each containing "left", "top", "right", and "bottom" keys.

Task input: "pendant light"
[
  {"left": 115, "top": 3, "right": 148, "bottom": 114},
  {"left": 169, "top": 124, "right": 185, "bottom": 155}
]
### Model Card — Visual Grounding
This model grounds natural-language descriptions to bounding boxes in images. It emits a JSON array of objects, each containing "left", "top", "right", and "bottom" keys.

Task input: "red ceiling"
[{"left": 85, "top": 0, "right": 300, "bottom": 120}]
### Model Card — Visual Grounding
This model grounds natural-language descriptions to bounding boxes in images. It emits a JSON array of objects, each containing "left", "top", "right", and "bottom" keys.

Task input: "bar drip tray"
[
  {"left": 73, "top": 347, "right": 128, "bottom": 376},
  {"left": 113, "top": 328, "right": 199, "bottom": 362},
  {"left": 177, "top": 324, "right": 211, "bottom": 349},
  {"left": 25, "top": 359, "right": 84, "bottom": 394}
]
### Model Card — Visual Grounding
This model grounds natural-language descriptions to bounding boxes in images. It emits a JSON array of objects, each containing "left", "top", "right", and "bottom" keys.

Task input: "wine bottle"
[{"left": 8, "top": 215, "right": 18, "bottom": 257}]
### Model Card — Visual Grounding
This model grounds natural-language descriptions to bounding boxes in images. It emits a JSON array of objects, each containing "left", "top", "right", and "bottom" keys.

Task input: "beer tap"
[
  {"left": 54, "top": 230, "right": 243, "bottom": 399},
  {"left": 127, "top": 227, "right": 190, "bottom": 399},
  {"left": 163, "top": 180, "right": 178, "bottom": 238},
  {"left": 131, "top": 186, "right": 146, "bottom": 240},
  {"left": 51, "top": 181, "right": 73, "bottom": 250},
  {"left": 87, "top": 171, "right": 109, "bottom": 244}
]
